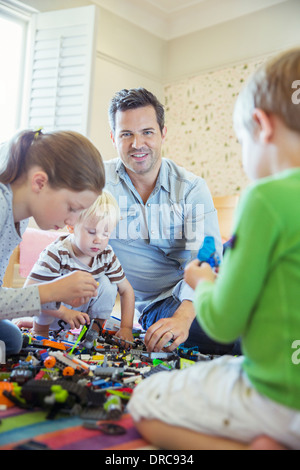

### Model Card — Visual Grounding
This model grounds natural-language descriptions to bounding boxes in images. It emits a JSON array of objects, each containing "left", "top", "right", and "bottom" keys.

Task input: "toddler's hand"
[
  {"left": 59, "top": 305, "right": 90, "bottom": 330},
  {"left": 114, "top": 327, "right": 134, "bottom": 347}
]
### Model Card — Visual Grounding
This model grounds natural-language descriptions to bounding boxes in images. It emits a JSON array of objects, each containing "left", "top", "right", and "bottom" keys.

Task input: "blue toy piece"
[{"left": 197, "top": 236, "right": 220, "bottom": 268}]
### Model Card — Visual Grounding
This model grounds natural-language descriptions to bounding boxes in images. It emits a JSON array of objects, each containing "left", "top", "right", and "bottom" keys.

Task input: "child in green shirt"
[{"left": 128, "top": 48, "right": 300, "bottom": 450}]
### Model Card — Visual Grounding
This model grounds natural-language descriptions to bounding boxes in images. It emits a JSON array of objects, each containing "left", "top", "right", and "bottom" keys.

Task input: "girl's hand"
[
  {"left": 68, "top": 296, "right": 91, "bottom": 308},
  {"left": 14, "top": 318, "right": 33, "bottom": 329},
  {"left": 40, "top": 271, "right": 98, "bottom": 305}
]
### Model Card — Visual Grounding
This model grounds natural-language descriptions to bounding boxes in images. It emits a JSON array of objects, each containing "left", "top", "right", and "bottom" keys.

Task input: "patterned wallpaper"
[{"left": 163, "top": 55, "right": 272, "bottom": 196}]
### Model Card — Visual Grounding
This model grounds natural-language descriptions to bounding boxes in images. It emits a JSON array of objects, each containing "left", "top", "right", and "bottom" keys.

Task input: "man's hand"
[{"left": 143, "top": 300, "right": 195, "bottom": 352}]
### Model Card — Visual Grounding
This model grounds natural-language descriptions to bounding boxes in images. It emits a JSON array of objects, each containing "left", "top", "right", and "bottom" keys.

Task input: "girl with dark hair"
[{"left": 0, "top": 129, "right": 105, "bottom": 355}]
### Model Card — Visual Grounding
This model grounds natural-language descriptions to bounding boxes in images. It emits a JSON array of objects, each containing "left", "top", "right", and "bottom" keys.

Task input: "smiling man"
[
  {"left": 104, "top": 87, "right": 237, "bottom": 355},
  {"left": 113, "top": 105, "right": 165, "bottom": 178}
]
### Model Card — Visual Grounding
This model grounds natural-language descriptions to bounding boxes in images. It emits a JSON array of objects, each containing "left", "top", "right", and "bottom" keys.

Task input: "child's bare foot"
[
  {"left": 32, "top": 321, "right": 50, "bottom": 338},
  {"left": 250, "top": 436, "right": 288, "bottom": 450}
]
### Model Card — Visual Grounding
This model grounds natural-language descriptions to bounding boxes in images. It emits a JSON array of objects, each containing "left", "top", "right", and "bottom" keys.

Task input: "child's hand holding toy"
[{"left": 184, "top": 237, "right": 219, "bottom": 290}]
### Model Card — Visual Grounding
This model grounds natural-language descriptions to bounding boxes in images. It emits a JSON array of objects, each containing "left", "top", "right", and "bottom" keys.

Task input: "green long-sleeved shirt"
[{"left": 194, "top": 168, "right": 300, "bottom": 410}]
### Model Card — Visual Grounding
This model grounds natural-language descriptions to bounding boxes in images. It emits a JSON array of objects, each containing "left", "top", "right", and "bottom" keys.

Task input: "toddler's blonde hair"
[{"left": 77, "top": 190, "right": 120, "bottom": 226}]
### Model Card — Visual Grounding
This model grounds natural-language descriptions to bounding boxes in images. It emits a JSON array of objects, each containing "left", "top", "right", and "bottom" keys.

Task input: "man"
[{"left": 105, "top": 87, "right": 236, "bottom": 354}]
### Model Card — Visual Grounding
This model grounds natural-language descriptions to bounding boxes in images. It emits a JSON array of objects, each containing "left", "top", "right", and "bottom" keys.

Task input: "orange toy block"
[
  {"left": 42, "top": 339, "right": 66, "bottom": 351},
  {"left": 0, "top": 382, "right": 16, "bottom": 408}
]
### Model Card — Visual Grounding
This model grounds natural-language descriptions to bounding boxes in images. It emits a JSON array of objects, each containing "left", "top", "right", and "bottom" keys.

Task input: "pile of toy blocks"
[{"left": 0, "top": 318, "right": 214, "bottom": 424}]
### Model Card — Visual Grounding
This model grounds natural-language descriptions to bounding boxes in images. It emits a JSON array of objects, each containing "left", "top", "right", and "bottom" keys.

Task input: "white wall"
[
  {"left": 16, "top": 0, "right": 300, "bottom": 170},
  {"left": 161, "top": 0, "right": 300, "bottom": 196},
  {"left": 89, "top": 57, "right": 164, "bottom": 160},
  {"left": 20, "top": 0, "right": 165, "bottom": 159},
  {"left": 165, "top": 0, "right": 300, "bottom": 82},
  {"left": 89, "top": 7, "right": 165, "bottom": 159}
]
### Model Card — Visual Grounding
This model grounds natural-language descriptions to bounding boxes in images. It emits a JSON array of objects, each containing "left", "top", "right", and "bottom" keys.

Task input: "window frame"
[
  {"left": 0, "top": 2, "right": 98, "bottom": 141},
  {"left": 0, "top": 0, "right": 35, "bottom": 141}
]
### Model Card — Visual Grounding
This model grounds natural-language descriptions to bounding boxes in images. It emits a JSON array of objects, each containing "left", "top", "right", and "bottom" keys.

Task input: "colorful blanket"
[{"left": 0, "top": 407, "right": 150, "bottom": 450}]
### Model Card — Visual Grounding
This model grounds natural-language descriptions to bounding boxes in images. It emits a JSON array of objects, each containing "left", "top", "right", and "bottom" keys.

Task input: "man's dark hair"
[{"left": 108, "top": 87, "right": 165, "bottom": 135}]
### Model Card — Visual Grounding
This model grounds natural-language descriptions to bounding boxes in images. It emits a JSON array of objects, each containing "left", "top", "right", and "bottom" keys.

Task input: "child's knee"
[
  {"left": 88, "top": 278, "right": 118, "bottom": 320},
  {"left": 97, "top": 276, "right": 118, "bottom": 298}
]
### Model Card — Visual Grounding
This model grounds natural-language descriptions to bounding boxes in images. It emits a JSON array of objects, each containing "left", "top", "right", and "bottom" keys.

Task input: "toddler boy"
[{"left": 25, "top": 191, "right": 135, "bottom": 344}]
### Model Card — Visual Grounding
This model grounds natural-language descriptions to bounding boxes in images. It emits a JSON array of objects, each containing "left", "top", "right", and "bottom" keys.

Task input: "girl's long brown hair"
[{"left": 0, "top": 129, "right": 105, "bottom": 194}]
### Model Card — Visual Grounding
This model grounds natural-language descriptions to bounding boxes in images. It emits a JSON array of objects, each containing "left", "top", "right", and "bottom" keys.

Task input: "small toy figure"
[{"left": 81, "top": 320, "right": 100, "bottom": 351}]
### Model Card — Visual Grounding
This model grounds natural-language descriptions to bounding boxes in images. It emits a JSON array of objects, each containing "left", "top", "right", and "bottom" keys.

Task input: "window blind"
[{"left": 26, "top": 5, "right": 97, "bottom": 136}]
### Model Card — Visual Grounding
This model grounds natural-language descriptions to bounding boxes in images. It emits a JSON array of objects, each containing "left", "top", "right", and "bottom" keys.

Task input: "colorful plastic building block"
[{"left": 197, "top": 236, "right": 220, "bottom": 268}]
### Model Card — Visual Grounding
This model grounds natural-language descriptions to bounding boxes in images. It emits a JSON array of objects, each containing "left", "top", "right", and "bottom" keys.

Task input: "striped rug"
[{"left": 0, "top": 407, "right": 151, "bottom": 450}]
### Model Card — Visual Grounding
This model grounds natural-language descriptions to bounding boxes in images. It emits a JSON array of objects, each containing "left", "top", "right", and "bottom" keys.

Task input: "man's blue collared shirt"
[{"left": 104, "top": 158, "right": 222, "bottom": 315}]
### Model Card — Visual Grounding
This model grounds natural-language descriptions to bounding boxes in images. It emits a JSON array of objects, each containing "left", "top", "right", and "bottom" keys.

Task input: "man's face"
[{"left": 111, "top": 105, "right": 167, "bottom": 177}]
